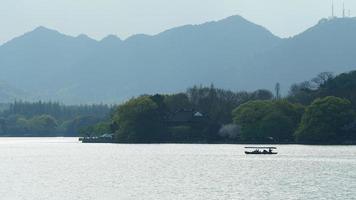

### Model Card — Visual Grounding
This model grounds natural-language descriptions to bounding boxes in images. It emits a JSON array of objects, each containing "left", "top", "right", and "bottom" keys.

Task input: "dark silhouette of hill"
[{"left": 0, "top": 16, "right": 355, "bottom": 103}]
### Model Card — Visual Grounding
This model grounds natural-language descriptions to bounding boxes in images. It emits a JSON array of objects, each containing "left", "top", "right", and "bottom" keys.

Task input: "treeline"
[
  {"left": 87, "top": 70, "right": 356, "bottom": 144},
  {"left": 4, "top": 101, "right": 110, "bottom": 119},
  {"left": 0, "top": 101, "right": 112, "bottom": 136},
  {"left": 2, "top": 70, "right": 356, "bottom": 143},
  {"left": 82, "top": 86, "right": 275, "bottom": 141}
]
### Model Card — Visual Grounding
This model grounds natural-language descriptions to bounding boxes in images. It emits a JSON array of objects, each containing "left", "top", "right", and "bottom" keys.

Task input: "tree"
[
  {"left": 251, "top": 89, "right": 273, "bottom": 101},
  {"left": 28, "top": 115, "right": 58, "bottom": 136},
  {"left": 112, "top": 96, "right": 165, "bottom": 143},
  {"left": 164, "top": 93, "right": 192, "bottom": 112},
  {"left": 317, "top": 71, "right": 356, "bottom": 107},
  {"left": 311, "top": 72, "right": 334, "bottom": 89},
  {"left": 186, "top": 85, "right": 272, "bottom": 124},
  {"left": 79, "top": 121, "right": 112, "bottom": 137},
  {"left": 65, "top": 116, "right": 101, "bottom": 136},
  {"left": 295, "top": 96, "right": 355, "bottom": 144},
  {"left": 232, "top": 101, "right": 272, "bottom": 141},
  {"left": 259, "top": 111, "right": 294, "bottom": 142},
  {"left": 0, "top": 100, "right": 112, "bottom": 136},
  {"left": 232, "top": 100, "right": 303, "bottom": 142},
  {"left": 287, "top": 81, "right": 316, "bottom": 105}
]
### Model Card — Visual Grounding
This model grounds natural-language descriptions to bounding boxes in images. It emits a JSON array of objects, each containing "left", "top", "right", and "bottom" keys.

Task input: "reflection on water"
[{"left": 0, "top": 138, "right": 355, "bottom": 200}]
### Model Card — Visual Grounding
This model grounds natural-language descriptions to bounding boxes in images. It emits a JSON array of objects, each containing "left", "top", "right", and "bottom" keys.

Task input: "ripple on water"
[{"left": 0, "top": 138, "right": 355, "bottom": 200}]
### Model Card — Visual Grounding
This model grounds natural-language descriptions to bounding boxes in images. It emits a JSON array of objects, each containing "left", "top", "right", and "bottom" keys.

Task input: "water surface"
[{"left": 0, "top": 138, "right": 355, "bottom": 200}]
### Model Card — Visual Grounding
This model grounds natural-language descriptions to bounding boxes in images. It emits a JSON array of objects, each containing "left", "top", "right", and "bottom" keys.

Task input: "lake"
[{"left": 0, "top": 138, "right": 355, "bottom": 200}]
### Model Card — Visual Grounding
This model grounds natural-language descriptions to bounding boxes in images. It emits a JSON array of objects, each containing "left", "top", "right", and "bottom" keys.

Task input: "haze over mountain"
[
  {"left": 0, "top": 15, "right": 355, "bottom": 104},
  {"left": 0, "top": 81, "right": 26, "bottom": 102}
]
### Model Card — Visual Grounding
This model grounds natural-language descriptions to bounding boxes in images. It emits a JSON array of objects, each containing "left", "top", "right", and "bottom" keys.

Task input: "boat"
[
  {"left": 244, "top": 147, "right": 277, "bottom": 155},
  {"left": 79, "top": 133, "right": 114, "bottom": 143}
]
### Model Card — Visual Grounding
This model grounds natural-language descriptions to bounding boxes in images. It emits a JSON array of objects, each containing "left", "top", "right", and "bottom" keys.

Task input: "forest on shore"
[
  {"left": 0, "top": 101, "right": 112, "bottom": 136},
  {"left": 1, "top": 70, "right": 356, "bottom": 144},
  {"left": 86, "top": 70, "right": 356, "bottom": 144}
]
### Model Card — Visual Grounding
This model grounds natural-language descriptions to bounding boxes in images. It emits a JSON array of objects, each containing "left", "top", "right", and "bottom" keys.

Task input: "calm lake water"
[{"left": 0, "top": 138, "right": 355, "bottom": 200}]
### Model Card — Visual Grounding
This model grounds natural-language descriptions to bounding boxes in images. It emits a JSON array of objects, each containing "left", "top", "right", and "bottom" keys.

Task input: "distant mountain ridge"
[{"left": 0, "top": 16, "right": 355, "bottom": 103}]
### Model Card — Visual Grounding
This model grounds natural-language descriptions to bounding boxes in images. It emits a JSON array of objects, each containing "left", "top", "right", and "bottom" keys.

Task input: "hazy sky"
[{"left": 0, "top": 0, "right": 355, "bottom": 43}]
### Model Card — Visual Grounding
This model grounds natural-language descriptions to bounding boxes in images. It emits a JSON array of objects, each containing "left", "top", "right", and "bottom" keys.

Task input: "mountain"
[
  {"left": 0, "top": 16, "right": 355, "bottom": 103},
  {"left": 0, "top": 81, "right": 27, "bottom": 102},
  {"left": 72, "top": 15, "right": 282, "bottom": 102},
  {"left": 0, "top": 26, "right": 99, "bottom": 100},
  {"left": 245, "top": 17, "right": 356, "bottom": 91},
  {"left": 0, "top": 15, "right": 281, "bottom": 103}
]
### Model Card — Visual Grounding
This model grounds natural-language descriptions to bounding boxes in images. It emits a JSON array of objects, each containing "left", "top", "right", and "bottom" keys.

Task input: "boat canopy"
[{"left": 244, "top": 147, "right": 277, "bottom": 149}]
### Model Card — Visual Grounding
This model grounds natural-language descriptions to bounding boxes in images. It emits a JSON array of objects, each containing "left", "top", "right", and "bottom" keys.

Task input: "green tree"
[
  {"left": 317, "top": 71, "right": 356, "bottom": 107},
  {"left": 232, "top": 100, "right": 303, "bottom": 142},
  {"left": 164, "top": 93, "right": 192, "bottom": 112},
  {"left": 186, "top": 85, "right": 272, "bottom": 124},
  {"left": 259, "top": 111, "right": 294, "bottom": 141},
  {"left": 28, "top": 115, "right": 58, "bottom": 136},
  {"left": 79, "top": 122, "right": 112, "bottom": 137},
  {"left": 112, "top": 96, "right": 165, "bottom": 143},
  {"left": 295, "top": 96, "right": 355, "bottom": 144},
  {"left": 287, "top": 81, "right": 316, "bottom": 105},
  {"left": 251, "top": 89, "right": 274, "bottom": 101},
  {"left": 232, "top": 100, "right": 272, "bottom": 141},
  {"left": 65, "top": 116, "right": 101, "bottom": 136}
]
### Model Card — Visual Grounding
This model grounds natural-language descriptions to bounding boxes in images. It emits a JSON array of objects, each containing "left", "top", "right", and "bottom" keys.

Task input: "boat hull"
[{"left": 245, "top": 151, "right": 277, "bottom": 155}]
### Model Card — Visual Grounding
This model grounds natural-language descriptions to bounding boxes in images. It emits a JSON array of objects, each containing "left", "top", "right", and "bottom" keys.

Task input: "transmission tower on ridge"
[{"left": 332, "top": 0, "right": 335, "bottom": 17}]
